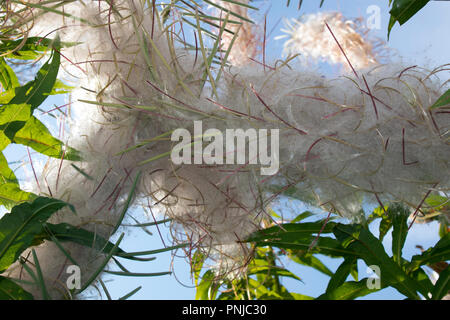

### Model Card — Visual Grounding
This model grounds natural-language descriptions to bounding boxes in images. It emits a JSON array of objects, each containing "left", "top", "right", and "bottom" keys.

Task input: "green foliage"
[
  {"left": 430, "top": 89, "right": 450, "bottom": 109},
  {"left": 0, "top": 36, "right": 81, "bottom": 209},
  {"left": 388, "top": 0, "right": 430, "bottom": 38},
  {"left": 0, "top": 195, "right": 180, "bottom": 299},
  {"left": 0, "top": 276, "right": 33, "bottom": 300},
  {"left": 195, "top": 201, "right": 449, "bottom": 300},
  {"left": 0, "top": 196, "right": 74, "bottom": 272}
]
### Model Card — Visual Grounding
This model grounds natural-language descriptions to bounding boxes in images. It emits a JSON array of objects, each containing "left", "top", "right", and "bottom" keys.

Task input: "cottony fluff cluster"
[
  {"left": 4, "top": 1, "right": 449, "bottom": 299},
  {"left": 209, "top": 0, "right": 260, "bottom": 65},
  {"left": 277, "top": 12, "right": 379, "bottom": 69}
]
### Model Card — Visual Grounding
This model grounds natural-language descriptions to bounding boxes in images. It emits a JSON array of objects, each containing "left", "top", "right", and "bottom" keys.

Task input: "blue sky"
[{"left": 2, "top": 0, "right": 449, "bottom": 300}]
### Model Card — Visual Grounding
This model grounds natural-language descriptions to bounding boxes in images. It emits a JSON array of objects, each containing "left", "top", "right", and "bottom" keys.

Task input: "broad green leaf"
[
  {"left": 431, "top": 265, "right": 449, "bottom": 300},
  {"left": 0, "top": 58, "right": 19, "bottom": 90},
  {"left": 318, "top": 279, "right": 377, "bottom": 300},
  {"left": 0, "top": 104, "right": 32, "bottom": 150},
  {"left": 0, "top": 153, "right": 18, "bottom": 184},
  {"left": 388, "top": 0, "right": 430, "bottom": 37},
  {"left": 0, "top": 183, "right": 35, "bottom": 211},
  {"left": 425, "top": 194, "right": 449, "bottom": 210},
  {"left": 410, "top": 266, "right": 434, "bottom": 298},
  {"left": 13, "top": 116, "right": 81, "bottom": 160},
  {"left": 0, "top": 276, "right": 34, "bottom": 300},
  {"left": 326, "top": 257, "right": 357, "bottom": 293},
  {"left": 0, "top": 89, "right": 15, "bottom": 105},
  {"left": 430, "top": 89, "right": 450, "bottom": 109},
  {"left": 333, "top": 224, "right": 423, "bottom": 299},
  {"left": 0, "top": 197, "right": 74, "bottom": 272}
]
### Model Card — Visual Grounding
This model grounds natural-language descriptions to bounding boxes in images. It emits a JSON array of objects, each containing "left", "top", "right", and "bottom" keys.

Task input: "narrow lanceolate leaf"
[
  {"left": 7, "top": 39, "right": 60, "bottom": 113},
  {"left": 326, "top": 257, "right": 357, "bottom": 293},
  {"left": 0, "top": 276, "right": 34, "bottom": 300},
  {"left": 318, "top": 279, "right": 377, "bottom": 300},
  {"left": 388, "top": 0, "right": 430, "bottom": 37},
  {"left": 431, "top": 266, "right": 450, "bottom": 300},
  {"left": 391, "top": 206, "right": 409, "bottom": 265},
  {"left": 191, "top": 250, "right": 205, "bottom": 287},
  {"left": 430, "top": 89, "right": 450, "bottom": 109},
  {"left": 287, "top": 250, "right": 333, "bottom": 277},
  {"left": 39, "top": 223, "right": 148, "bottom": 262},
  {"left": 0, "top": 197, "right": 74, "bottom": 272},
  {"left": 13, "top": 116, "right": 81, "bottom": 160},
  {"left": 333, "top": 224, "right": 423, "bottom": 299},
  {"left": 196, "top": 270, "right": 218, "bottom": 300},
  {"left": 246, "top": 221, "right": 336, "bottom": 243},
  {"left": 246, "top": 222, "right": 356, "bottom": 258},
  {"left": 0, "top": 57, "right": 19, "bottom": 90},
  {"left": 409, "top": 233, "right": 450, "bottom": 272},
  {"left": 248, "top": 259, "right": 301, "bottom": 281},
  {"left": 0, "top": 37, "right": 77, "bottom": 61}
]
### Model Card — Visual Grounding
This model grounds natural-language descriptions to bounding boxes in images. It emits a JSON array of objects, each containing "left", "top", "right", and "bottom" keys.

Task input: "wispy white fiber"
[{"left": 4, "top": 1, "right": 449, "bottom": 298}]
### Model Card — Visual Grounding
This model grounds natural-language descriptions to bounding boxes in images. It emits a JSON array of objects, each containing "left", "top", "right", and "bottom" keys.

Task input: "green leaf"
[
  {"left": 248, "top": 258, "right": 301, "bottom": 281},
  {"left": 0, "top": 104, "right": 32, "bottom": 150},
  {"left": 333, "top": 224, "right": 423, "bottom": 299},
  {"left": 287, "top": 250, "right": 333, "bottom": 277},
  {"left": 326, "top": 257, "right": 357, "bottom": 293},
  {"left": 318, "top": 279, "right": 377, "bottom": 300},
  {"left": 0, "top": 58, "right": 19, "bottom": 90},
  {"left": 191, "top": 250, "right": 206, "bottom": 287},
  {"left": 409, "top": 233, "right": 450, "bottom": 272},
  {"left": 119, "top": 286, "right": 142, "bottom": 300},
  {"left": 195, "top": 270, "right": 218, "bottom": 300},
  {"left": 0, "top": 183, "right": 35, "bottom": 211},
  {"left": 431, "top": 265, "right": 450, "bottom": 300},
  {"left": 0, "top": 197, "right": 73, "bottom": 272},
  {"left": 0, "top": 37, "right": 77, "bottom": 61},
  {"left": 0, "top": 138, "right": 37, "bottom": 210},
  {"left": 247, "top": 222, "right": 357, "bottom": 258},
  {"left": 291, "top": 211, "right": 315, "bottom": 223},
  {"left": 0, "top": 152, "right": 18, "bottom": 184},
  {"left": 0, "top": 276, "right": 34, "bottom": 300},
  {"left": 13, "top": 116, "right": 81, "bottom": 160},
  {"left": 391, "top": 205, "right": 409, "bottom": 264},
  {"left": 388, "top": 0, "right": 430, "bottom": 37},
  {"left": 7, "top": 39, "right": 60, "bottom": 113},
  {"left": 246, "top": 221, "right": 336, "bottom": 243},
  {"left": 40, "top": 223, "right": 148, "bottom": 262},
  {"left": 430, "top": 89, "right": 450, "bottom": 109}
]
